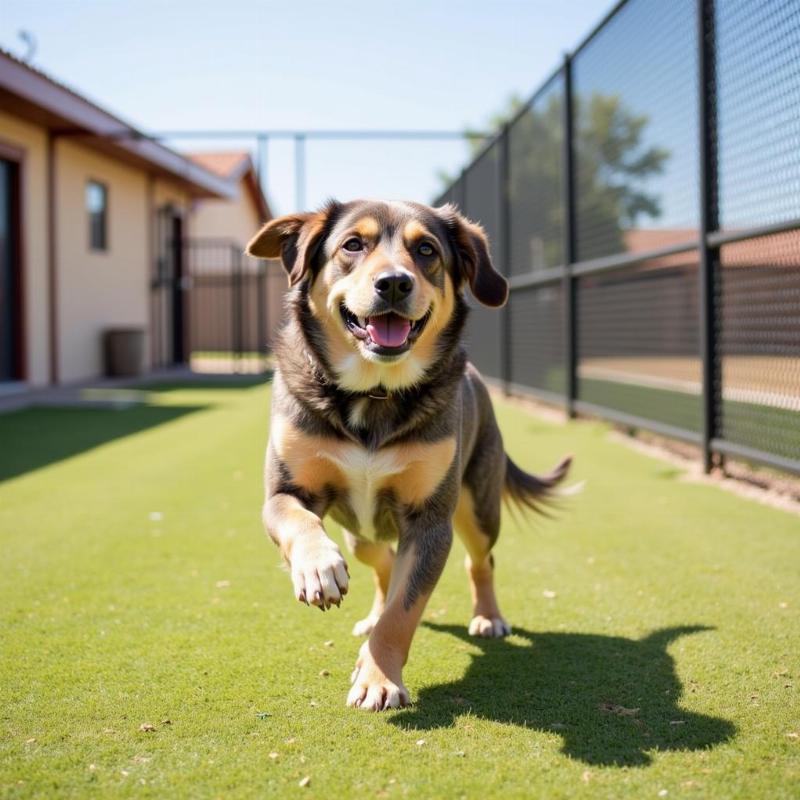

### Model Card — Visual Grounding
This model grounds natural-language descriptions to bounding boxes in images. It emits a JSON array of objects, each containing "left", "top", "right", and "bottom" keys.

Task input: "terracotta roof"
[
  {"left": 187, "top": 151, "right": 251, "bottom": 180},
  {"left": 0, "top": 48, "right": 234, "bottom": 199},
  {"left": 186, "top": 150, "right": 271, "bottom": 220}
]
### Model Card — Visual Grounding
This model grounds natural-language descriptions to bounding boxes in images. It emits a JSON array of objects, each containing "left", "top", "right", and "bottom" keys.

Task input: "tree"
[{"left": 439, "top": 92, "right": 669, "bottom": 265}]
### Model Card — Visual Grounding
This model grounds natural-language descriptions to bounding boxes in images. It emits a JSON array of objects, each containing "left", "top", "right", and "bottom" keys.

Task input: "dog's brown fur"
[{"left": 247, "top": 199, "right": 570, "bottom": 711}]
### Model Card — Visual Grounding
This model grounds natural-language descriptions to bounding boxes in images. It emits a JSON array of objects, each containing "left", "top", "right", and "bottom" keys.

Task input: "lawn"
[{"left": 1, "top": 378, "right": 798, "bottom": 799}]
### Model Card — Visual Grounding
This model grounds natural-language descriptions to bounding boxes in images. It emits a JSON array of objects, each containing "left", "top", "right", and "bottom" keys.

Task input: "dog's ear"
[
  {"left": 438, "top": 204, "right": 508, "bottom": 307},
  {"left": 246, "top": 204, "right": 337, "bottom": 286}
]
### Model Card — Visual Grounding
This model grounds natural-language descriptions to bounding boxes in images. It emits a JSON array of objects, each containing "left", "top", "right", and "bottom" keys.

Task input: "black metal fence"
[
  {"left": 436, "top": 0, "right": 800, "bottom": 476},
  {"left": 152, "top": 232, "right": 284, "bottom": 374}
]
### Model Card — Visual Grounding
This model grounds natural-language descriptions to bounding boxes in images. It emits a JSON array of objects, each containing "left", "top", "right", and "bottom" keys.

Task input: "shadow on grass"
[
  {"left": 142, "top": 372, "right": 272, "bottom": 393},
  {"left": 392, "top": 623, "right": 736, "bottom": 767},
  {"left": 0, "top": 403, "right": 206, "bottom": 482}
]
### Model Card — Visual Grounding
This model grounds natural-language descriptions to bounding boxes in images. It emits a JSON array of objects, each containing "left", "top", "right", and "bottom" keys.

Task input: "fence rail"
[{"left": 437, "top": 0, "right": 800, "bottom": 476}]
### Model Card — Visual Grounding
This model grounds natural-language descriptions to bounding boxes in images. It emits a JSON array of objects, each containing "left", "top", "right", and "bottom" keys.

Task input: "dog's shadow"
[{"left": 390, "top": 623, "right": 736, "bottom": 767}]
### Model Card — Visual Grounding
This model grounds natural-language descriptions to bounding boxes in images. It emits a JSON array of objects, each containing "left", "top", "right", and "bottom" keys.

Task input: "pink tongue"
[{"left": 366, "top": 313, "right": 411, "bottom": 348}]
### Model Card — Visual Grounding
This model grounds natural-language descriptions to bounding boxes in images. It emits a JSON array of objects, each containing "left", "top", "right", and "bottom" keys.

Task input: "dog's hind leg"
[
  {"left": 342, "top": 530, "right": 394, "bottom": 637},
  {"left": 454, "top": 486, "right": 510, "bottom": 638}
]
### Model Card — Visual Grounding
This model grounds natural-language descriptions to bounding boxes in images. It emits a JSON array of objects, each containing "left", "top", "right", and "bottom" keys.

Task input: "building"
[
  {"left": 0, "top": 49, "right": 273, "bottom": 390},
  {"left": 186, "top": 151, "right": 285, "bottom": 351}
]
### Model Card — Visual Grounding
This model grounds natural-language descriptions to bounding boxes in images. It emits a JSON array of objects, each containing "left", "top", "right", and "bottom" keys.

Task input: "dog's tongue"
[{"left": 366, "top": 313, "right": 411, "bottom": 348}]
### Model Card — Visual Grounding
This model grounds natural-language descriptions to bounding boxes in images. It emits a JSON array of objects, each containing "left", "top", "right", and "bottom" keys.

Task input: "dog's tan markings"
[
  {"left": 387, "top": 437, "right": 457, "bottom": 506},
  {"left": 275, "top": 413, "right": 455, "bottom": 535},
  {"left": 343, "top": 532, "right": 394, "bottom": 636},
  {"left": 402, "top": 219, "right": 436, "bottom": 247},
  {"left": 352, "top": 216, "right": 380, "bottom": 240},
  {"left": 454, "top": 487, "right": 510, "bottom": 638},
  {"left": 347, "top": 534, "right": 444, "bottom": 710},
  {"left": 394, "top": 271, "right": 456, "bottom": 381},
  {"left": 271, "top": 415, "right": 347, "bottom": 493}
]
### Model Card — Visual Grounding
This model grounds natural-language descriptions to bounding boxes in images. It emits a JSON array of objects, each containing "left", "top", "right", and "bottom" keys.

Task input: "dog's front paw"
[
  {"left": 468, "top": 614, "right": 511, "bottom": 638},
  {"left": 346, "top": 642, "right": 410, "bottom": 711},
  {"left": 290, "top": 536, "right": 349, "bottom": 610}
]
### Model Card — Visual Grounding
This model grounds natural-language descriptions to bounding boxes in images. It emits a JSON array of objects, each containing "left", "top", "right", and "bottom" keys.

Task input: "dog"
[{"left": 246, "top": 199, "right": 570, "bottom": 711}]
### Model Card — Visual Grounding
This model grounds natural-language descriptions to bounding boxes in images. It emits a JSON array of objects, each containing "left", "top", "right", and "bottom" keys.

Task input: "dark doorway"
[
  {"left": 170, "top": 214, "right": 186, "bottom": 364},
  {"left": 152, "top": 206, "right": 187, "bottom": 367},
  {"left": 0, "top": 156, "right": 22, "bottom": 382}
]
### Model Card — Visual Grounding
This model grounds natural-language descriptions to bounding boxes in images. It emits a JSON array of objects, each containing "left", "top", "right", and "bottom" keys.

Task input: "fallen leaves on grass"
[
  {"left": 299, "top": 776, "right": 311, "bottom": 788},
  {"left": 542, "top": 589, "right": 557, "bottom": 599},
  {"left": 415, "top": 739, "right": 426, "bottom": 747},
  {"left": 255, "top": 712, "right": 270, "bottom": 719},
  {"left": 138, "top": 723, "right": 156, "bottom": 733},
  {"left": 215, "top": 580, "right": 230, "bottom": 589},
  {"left": 598, "top": 702, "right": 640, "bottom": 716},
  {"left": 324, "top": 640, "right": 334, "bottom": 647},
  {"left": 319, "top": 669, "right": 330, "bottom": 677}
]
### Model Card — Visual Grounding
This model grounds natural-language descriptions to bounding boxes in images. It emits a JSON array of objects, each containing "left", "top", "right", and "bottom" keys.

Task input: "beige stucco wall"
[
  {"left": 0, "top": 110, "right": 50, "bottom": 386},
  {"left": 55, "top": 139, "right": 153, "bottom": 383},
  {"left": 191, "top": 178, "right": 262, "bottom": 247}
]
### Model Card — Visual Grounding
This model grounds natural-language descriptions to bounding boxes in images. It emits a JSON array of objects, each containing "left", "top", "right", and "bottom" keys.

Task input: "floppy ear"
[
  {"left": 439, "top": 204, "right": 508, "bottom": 307},
  {"left": 246, "top": 206, "right": 334, "bottom": 286}
]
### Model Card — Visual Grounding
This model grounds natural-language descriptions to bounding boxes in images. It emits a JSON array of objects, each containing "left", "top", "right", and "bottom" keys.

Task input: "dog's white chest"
[{"left": 321, "top": 445, "right": 406, "bottom": 539}]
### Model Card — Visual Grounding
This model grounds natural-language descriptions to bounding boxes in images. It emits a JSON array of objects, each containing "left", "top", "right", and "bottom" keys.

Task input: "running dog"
[{"left": 246, "top": 199, "right": 570, "bottom": 711}]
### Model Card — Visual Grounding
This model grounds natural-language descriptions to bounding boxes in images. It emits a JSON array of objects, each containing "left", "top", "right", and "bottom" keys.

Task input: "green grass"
[{"left": 1, "top": 379, "right": 799, "bottom": 798}]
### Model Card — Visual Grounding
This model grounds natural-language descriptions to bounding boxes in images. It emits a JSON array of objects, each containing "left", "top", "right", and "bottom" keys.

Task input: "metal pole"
[
  {"left": 231, "top": 245, "right": 240, "bottom": 374},
  {"left": 295, "top": 133, "right": 306, "bottom": 211},
  {"left": 256, "top": 134, "right": 268, "bottom": 208},
  {"left": 499, "top": 123, "right": 512, "bottom": 395},
  {"left": 257, "top": 263, "right": 266, "bottom": 370},
  {"left": 698, "top": 0, "right": 719, "bottom": 473},
  {"left": 561, "top": 54, "right": 577, "bottom": 417}
]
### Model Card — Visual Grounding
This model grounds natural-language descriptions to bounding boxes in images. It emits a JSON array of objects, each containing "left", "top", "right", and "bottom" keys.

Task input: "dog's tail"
[{"left": 503, "top": 453, "right": 574, "bottom": 516}]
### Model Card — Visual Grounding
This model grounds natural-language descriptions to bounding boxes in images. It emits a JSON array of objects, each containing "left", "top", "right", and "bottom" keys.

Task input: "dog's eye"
[
  {"left": 342, "top": 238, "right": 363, "bottom": 253},
  {"left": 418, "top": 242, "right": 435, "bottom": 257}
]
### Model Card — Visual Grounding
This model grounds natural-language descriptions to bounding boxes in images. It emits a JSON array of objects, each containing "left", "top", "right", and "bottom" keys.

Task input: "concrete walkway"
[{"left": 0, "top": 368, "right": 269, "bottom": 414}]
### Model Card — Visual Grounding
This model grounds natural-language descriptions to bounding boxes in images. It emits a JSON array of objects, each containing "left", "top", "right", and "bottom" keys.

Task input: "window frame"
[{"left": 86, "top": 179, "right": 108, "bottom": 252}]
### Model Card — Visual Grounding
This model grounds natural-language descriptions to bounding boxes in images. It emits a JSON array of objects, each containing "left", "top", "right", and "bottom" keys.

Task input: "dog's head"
[{"left": 246, "top": 200, "right": 507, "bottom": 392}]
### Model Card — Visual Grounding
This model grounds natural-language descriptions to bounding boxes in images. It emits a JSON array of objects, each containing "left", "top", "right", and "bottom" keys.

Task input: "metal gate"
[{"left": 152, "top": 223, "right": 273, "bottom": 373}]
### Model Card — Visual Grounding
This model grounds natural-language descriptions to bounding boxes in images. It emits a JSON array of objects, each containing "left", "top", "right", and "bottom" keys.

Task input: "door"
[
  {"left": 152, "top": 206, "right": 187, "bottom": 367},
  {"left": 0, "top": 157, "right": 21, "bottom": 381},
  {"left": 170, "top": 214, "right": 186, "bottom": 363}
]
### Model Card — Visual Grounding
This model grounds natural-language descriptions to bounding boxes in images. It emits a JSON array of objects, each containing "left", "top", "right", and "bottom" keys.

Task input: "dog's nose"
[{"left": 374, "top": 271, "right": 414, "bottom": 303}]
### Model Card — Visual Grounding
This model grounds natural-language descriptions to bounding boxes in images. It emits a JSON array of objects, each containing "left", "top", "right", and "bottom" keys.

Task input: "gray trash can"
[{"left": 103, "top": 328, "right": 145, "bottom": 377}]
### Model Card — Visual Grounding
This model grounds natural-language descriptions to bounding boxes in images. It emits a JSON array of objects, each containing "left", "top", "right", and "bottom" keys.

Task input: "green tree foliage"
[{"left": 439, "top": 92, "right": 669, "bottom": 265}]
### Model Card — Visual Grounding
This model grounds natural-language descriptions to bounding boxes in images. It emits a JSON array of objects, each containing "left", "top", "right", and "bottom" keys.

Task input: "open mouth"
[{"left": 340, "top": 304, "right": 431, "bottom": 356}]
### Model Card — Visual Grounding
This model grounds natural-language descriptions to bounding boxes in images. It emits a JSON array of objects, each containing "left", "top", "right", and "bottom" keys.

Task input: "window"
[{"left": 86, "top": 180, "right": 108, "bottom": 251}]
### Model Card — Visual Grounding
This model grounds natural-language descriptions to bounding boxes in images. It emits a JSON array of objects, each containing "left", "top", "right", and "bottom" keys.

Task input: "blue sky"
[{"left": 1, "top": 0, "right": 612, "bottom": 214}]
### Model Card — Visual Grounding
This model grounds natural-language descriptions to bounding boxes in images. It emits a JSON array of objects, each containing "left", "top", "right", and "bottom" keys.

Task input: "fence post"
[
  {"left": 698, "top": 0, "right": 719, "bottom": 473},
  {"left": 562, "top": 54, "right": 577, "bottom": 418},
  {"left": 231, "top": 245, "right": 243, "bottom": 374},
  {"left": 499, "top": 123, "right": 512, "bottom": 395},
  {"left": 294, "top": 134, "right": 306, "bottom": 211},
  {"left": 257, "top": 261, "right": 267, "bottom": 371}
]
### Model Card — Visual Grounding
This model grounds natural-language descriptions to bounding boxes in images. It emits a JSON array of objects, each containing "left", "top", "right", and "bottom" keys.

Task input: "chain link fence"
[{"left": 436, "top": 0, "right": 800, "bottom": 476}]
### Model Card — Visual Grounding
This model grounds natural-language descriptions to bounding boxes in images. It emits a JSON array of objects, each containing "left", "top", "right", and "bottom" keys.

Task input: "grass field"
[{"left": 1, "top": 378, "right": 799, "bottom": 798}]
